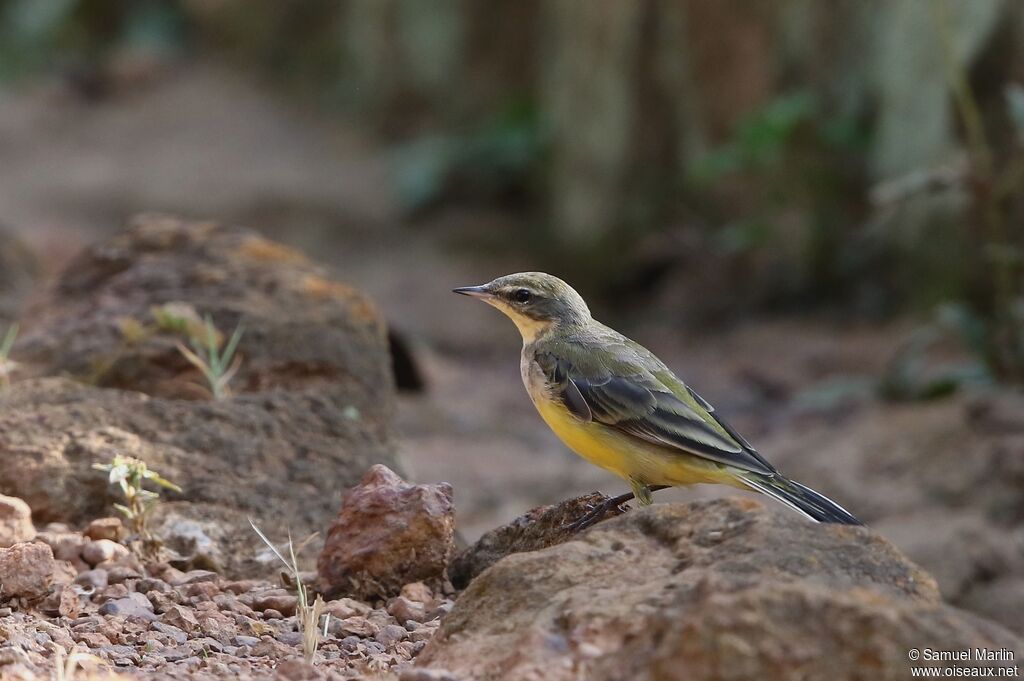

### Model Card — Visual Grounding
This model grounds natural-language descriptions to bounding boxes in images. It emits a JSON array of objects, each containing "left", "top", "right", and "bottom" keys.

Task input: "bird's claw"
[
  {"left": 562, "top": 485, "right": 670, "bottom": 533},
  {"left": 563, "top": 495, "right": 633, "bottom": 533}
]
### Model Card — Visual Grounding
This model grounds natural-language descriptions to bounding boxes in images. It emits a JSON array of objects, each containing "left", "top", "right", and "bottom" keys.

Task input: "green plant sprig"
[
  {"left": 176, "top": 315, "right": 244, "bottom": 400},
  {"left": 93, "top": 456, "right": 182, "bottom": 541},
  {"left": 0, "top": 323, "right": 19, "bottom": 387}
]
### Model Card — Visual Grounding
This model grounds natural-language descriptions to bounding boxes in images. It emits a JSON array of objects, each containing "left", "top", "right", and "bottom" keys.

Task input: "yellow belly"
[{"left": 533, "top": 396, "right": 738, "bottom": 488}]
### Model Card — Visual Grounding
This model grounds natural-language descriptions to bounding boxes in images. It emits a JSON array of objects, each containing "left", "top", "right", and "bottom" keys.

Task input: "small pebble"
[
  {"left": 82, "top": 539, "right": 129, "bottom": 566},
  {"left": 75, "top": 569, "right": 109, "bottom": 591}
]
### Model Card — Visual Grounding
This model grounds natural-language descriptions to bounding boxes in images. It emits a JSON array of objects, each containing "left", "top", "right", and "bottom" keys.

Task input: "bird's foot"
[
  {"left": 563, "top": 485, "right": 671, "bottom": 533},
  {"left": 564, "top": 491, "right": 636, "bottom": 533}
]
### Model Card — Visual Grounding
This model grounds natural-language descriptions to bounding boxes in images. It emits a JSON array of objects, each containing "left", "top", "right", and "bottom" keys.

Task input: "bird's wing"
[{"left": 534, "top": 348, "right": 777, "bottom": 476}]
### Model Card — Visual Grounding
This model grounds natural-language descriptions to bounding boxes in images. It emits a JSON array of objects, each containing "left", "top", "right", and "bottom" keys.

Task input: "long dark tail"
[{"left": 738, "top": 473, "right": 862, "bottom": 525}]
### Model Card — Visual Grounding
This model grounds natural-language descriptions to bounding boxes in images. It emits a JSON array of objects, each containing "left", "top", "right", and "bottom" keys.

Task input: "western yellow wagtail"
[{"left": 454, "top": 272, "right": 861, "bottom": 528}]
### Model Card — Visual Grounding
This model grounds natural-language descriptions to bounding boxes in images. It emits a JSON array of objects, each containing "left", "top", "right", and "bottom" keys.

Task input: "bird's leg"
[
  {"left": 564, "top": 485, "right": 669, "bottom": 532},
  {"left": 631, "top": 480, "right": 654, "bottom": 506}
]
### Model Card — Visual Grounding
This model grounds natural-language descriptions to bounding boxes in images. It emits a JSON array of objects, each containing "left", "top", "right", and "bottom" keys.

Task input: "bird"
[{"left": 454, "top": 272, "right": 861, "bottom": 529}]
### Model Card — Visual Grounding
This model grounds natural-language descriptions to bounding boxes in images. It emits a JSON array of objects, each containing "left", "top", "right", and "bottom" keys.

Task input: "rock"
[
  {"left": 376, "top": 623, "right": 409, "bottom": 647},
  {"left": 0, "top": 495, "right": 34, "bottom": 548},
  {"left": 274, "top": 659, "right": 320, "bottom": 680},
  {"left": 50, "top": 560, "right": 78, "bottom": 586},
  {"left": 105, "top": 565, "right": 142, "bottom": 585},
  {"left": 400, "top": 582, "right": 434, "bottom": 603},
  {"left": 0, "top": 542, "right": 55, "bottom": 599},
  {"left": 0, "top": 217, "right": 402, "bottom": 576},
  {"left": 95, "top": 583, "right": 130, "bottom": 604},
  {"left": 762, "top": 394, "right": 1024, "bottom": 632},
  {"left": 330, "top": 616, "right": 379, "bottom": 638},
  {"left": 160, "top": 604, "right": 200, "bottom": 634},
  {"left": 99, "top": 593, "right": 158, "bottom": 621},
  {"left": 172, "top": 569, "right": 219, "bottom": 586},
  {"left": 84, "top": 517, "right": 127, "bottom": 542},
  {"left": 33, "top": 531, "right": 84, "bottom": 562},
  {"left": 244, "top": 589, "right": 297, "bottom": 616},
  {"left": 39, "top": 583, "right": 80, "bottom": 618},
  {"left": 317, "top": 465, "right": 455, "bottom": 600},
  {"left": 875, "top": 510, "right": 1023, "bottom": 602},
  {"left": 75, "top": 569, "right": 109, "bottom": 591},
  {"left": 150, "top": 512, "right": 225, "bottom": 572},
  {"left": 417, "top": 499, "right": 1023, "bottom": 681},
  {"left": 388, "top": 596, "right": 427, "bottom": 624},
  {"left": 399, "top": 669, "right": 459, "bottom": 681},
  {"left": 449, "top": 491, "right": 625, "bottom": 587},
  {"left": 325, "top": 597, "right": 372, "bottom": 620},
  {"left": 82, "top": 539, "right": 130, "bottom": 566}
]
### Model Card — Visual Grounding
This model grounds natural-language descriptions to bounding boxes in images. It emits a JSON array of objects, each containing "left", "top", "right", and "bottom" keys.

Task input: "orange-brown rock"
[
  {"left": 0, "top": 216, "right": 402, "bottom": 577},
  {"left": 0, "top": 494, "right": 35, "bottom": 548},
  {"left": 318, "top": 465, "right": 454, "bottom": 600},
  {"left": 418, "top": 498, "right": 1022, "bottom": 681},
  {"left": 0, "top": 541, "right": 55, "bottom": 599},
  {"left": 449, "top": 491, "right": 626, "bottom": 588}
]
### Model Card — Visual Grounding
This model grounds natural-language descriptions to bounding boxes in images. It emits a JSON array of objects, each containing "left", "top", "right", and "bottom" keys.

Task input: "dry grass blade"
[
  {"left": 249, "top": 518, "right": 330, "bottom": 664},
  {"left": 53, "top": 644, "right": 122, "bottom": 681}
]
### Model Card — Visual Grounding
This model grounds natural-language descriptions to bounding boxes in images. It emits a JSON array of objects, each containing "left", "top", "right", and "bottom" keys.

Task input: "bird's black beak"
[{"left": 452, "top": 285, "right": 492, "bottom": 299}]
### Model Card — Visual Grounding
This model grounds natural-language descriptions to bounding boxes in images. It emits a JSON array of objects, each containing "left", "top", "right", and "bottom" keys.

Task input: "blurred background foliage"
[{"left": 0, "top": 0, "right": 1022, "bottom": 389}]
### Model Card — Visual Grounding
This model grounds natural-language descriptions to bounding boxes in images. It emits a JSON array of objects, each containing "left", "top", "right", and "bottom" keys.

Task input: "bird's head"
[{"left": 454, "top": 272, "right": 591, "bottom": 342}]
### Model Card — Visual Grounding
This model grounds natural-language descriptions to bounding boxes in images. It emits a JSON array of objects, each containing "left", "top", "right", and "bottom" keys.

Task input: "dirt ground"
[{"left": 0, "top": 60, "right": 982, "bottom": 544}]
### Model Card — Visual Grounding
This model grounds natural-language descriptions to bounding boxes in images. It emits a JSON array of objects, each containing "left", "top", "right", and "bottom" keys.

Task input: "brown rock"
[
  {"left": 95, "top": 583, "right": 130, "bottom": 603},
  {"left": 40, "top": 583, "right": 81, "bottom": 618},
  {"left": 246, "top": 589, "right": 297, "bottom": 617},
  {"left": 400, "top": 582, "right": 434, "bottom": 604},
  {"left": 449, "top": 491, "right": 626, "bottom": 588},
  {"left": 84, "top": 517, "right": 127, "bottom": 542},
  {"left": 400, "top": 670, "right": 459, "bottom": 681},
  {"left": 324, "top": 597, "right": 372, "bottom": 620},
  {"left": 99, "top": 593, "right": 158, "bottom": 621},
  {"left": 376, "top": 623, "right": 409, "bottom": 647},
  {"left": 34, "top": 531, "right": 85, "bottom": 562},
  {"left": 82, "top": 538, "right": 130, "bottom": 566},
  {"left": 75, "top": 569, "right": 109, "bottom": 591},
  {"left": 418, "top": 499, "right": 1022, "bottom": 681},
  {"left": 0, "top": 495, "right": 34, "bottom": 548},
  {"left": 317, "top": 465, "right": 455, "bottom": 600},
  {"left": 0, "top": 541, "right": 55, "bottom": 598},
  {"left": 51, "top": 559, "right": 78, "bottom": 585},
  {"left": 161, "top": 604, "right": 200, "bottom": 633},
  {"left": 388, "top": 595, "right": 427, "bottom": 624},
  {"left": 0, "top": 216, "right": 403, "bottom": 576},
  {"left": 105, "top": 565, "right": 142, "bottom": 585},
  {"left": 331, "top": 616, "right": 379, "bottom": 638},
  {"left": 761, "top": 394, "right": 1024, "bottom": 633}
]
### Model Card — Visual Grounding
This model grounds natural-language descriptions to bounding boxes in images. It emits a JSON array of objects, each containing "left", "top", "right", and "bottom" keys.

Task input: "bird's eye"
[{"left": 513, "top": 288, "right": 532, "bottom": 303}]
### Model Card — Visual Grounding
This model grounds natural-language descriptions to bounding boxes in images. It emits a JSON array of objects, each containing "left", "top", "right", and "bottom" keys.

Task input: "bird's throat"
[{"left": 486, "top": 300, "right": 554, "bottom": 343}]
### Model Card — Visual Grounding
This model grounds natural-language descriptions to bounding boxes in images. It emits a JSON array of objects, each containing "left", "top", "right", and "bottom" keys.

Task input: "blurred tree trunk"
[
  {"left": 540, "top": 0, "right": 771, "bottom": 253},
  {"left": 188, "top": 0, "right": 1023, "bottom": 260},
  {"left": 340, "top": 0, "right": 539, "bottom": 134},
  {"left": 539, "top": 0, "right": 648, "bottom": 250},
  {"left": 868, "top": 0, "right": 1006, "bottom": 180}
]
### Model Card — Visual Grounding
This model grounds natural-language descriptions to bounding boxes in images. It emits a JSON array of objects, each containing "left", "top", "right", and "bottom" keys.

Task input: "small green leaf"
[{"left": 145, "top": 473, "right": 183, "bottom": 493}]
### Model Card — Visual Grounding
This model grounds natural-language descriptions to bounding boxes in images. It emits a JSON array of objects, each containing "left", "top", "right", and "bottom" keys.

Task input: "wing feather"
[{"left": 534, "top": 350, "right": 776, "bottom": 476}]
